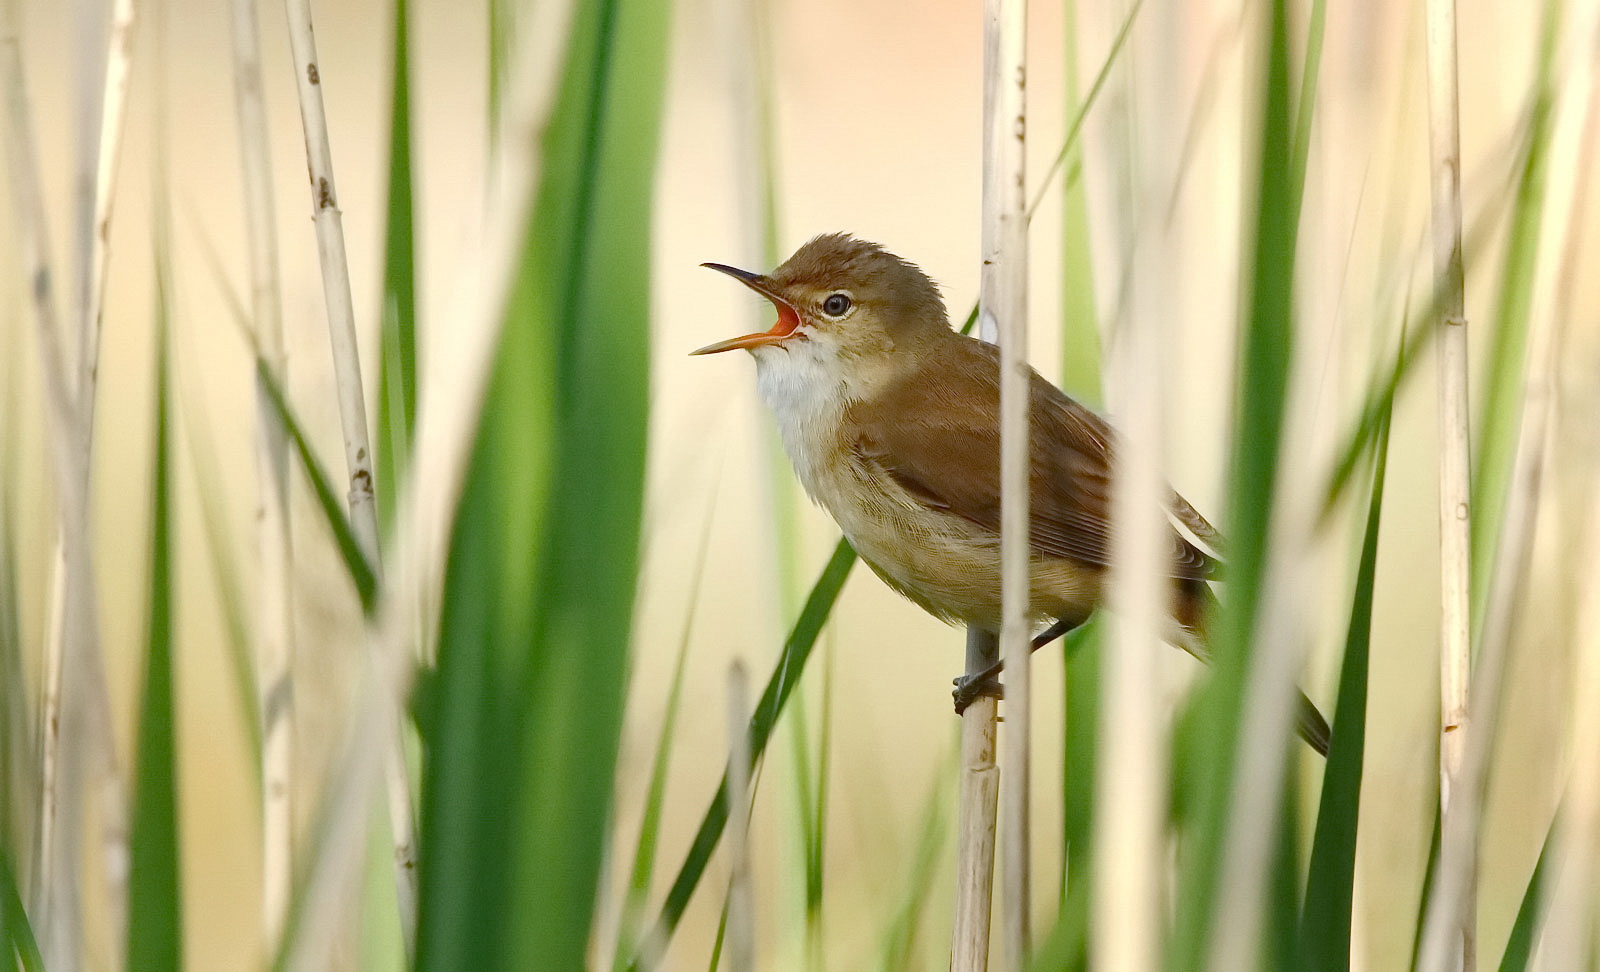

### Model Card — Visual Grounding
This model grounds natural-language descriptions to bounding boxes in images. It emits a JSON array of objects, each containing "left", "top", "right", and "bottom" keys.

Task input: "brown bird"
[{"left": 692, "top": 233, "right": 1329, "bottom": 755}]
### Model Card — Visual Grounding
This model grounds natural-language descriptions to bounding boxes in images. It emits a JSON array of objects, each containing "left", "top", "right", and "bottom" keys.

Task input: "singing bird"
[{"left": 692, "top": 233, "right": 1330, "bottom": 755}]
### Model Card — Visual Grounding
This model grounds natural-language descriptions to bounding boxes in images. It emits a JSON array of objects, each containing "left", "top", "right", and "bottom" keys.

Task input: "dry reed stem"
[
  {"left": 280, "top": 0, "right": 382, "bottom": 567},
  {"left": 2, "top": 11, "right": 71, "bottom": 951},
  {"left": 1416, "top": 260, "right": 1552, "bottom": 972},
  {"left": 279, "top": 0, "right": 417, "bottom": 942},
  {"left": 75, "top": 0, "right": 138, "bottom": 953},
  {"left": 71, "top": 0, "right": 134, "bottom": 415},
  {"left": 1422, "top": 0, "right": 1474, "bottom": 959},
  {"left": 1086, "top": 3, "right": 1173, "bottom": 972},
  {"left": 725, "top": 662, "right": 754, "bottom": 972},
  {"left": 281, "top": 2, "right": 575, "bottom": 963},
  {"left": 228, "top": 0, "right": 295, "bottom": 951},
  {"left": 1419, "top": 84, "right": 1572, "bottom": 972},
  {"left": 983, "top": 0, "right": 1032, "bottom": 966},
  {"left": 951, "top": 682, "right": 998, "bottom": 972},
  {"left": 2, "top": 6, "right": 129, "bottom": 965},
  {"left": 950, "top": 4, "right": 1032, "bottom": 962}
]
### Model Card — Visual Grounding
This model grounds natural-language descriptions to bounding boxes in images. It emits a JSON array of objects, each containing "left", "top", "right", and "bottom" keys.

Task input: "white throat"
[{"left": 750, "top": 340, "right": 851, "bottom": 498}]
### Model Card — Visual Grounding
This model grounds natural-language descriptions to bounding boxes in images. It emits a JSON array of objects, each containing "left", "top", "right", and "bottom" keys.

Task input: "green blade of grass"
[
  {"left": 705, "top": 900, "right": 729, "bottom": 972},
  {"left": 1495, "top": 816, "right": 1552, "bottom": 972},
  {"left": 178, "top": 383, "right": 265, "bottom": 771},
  {"left": 0, "top": 852, "right": 42, "bottom": 972},
  {"left": 1287, "top": 0, "right": 1327, "bottom": 221},
  {"left": 1055, "top": 0, "right": 1103, "bottom": 406},
  {"left": 1267, "top": 779, "right": 1302, "bottom": 971},
  {"left": 610, "top": 509, "right": 714, "bottom": 972},
  {"left": 610, "top": 634, "right": 693, "bottom": 969},
  {"left": 1320, "top": 323, "right": 1428, "bottom": 514},
  {"left": 0, "top": 475, "right": 29, "bottom": 861},
  {"left": 1320, "top": 166, "right": 1515, "bottom": 518},
  {"left": 376, "top": 0, "right": 416, "bottom": 533},
  {"left": 877, "top": 761, "right": 954, "bottom": 972},
  {"left": 1470, "top": 16, "right": 1557, "bottom": 621},
  {"left": 808, "top": 648, "right": 833, "bottom": 927},
  {"left": 1055, "top": 0, "right": 1107, "bottom": 938},
  {"left": 415, "top": 0, "right": 671, "bottom": 967},
  {"left": 127, "top": 260, "right": 182, "bottom": 972},
  {"left": 253, "top": 356, "right": 377, "bottom": 613},
  {"left": 630, "top": 540, "right": 855, "bottom": 970},
  {"left": 782, "top": 647, "right": 831, "bottom": 952},
  {"left": 412, "top": 293, "right": 556, "bottom": 971},
  {"left": 1170, "top": 0, "right": 1304, "bottom": 963},
  {"left": 1029, "top": 879, "right": 1089, "bottom": 972},
  {"left": 1297, "top": 384, "right": 1394, "bottom": 971},
  {"left": 1411, "top": 810, "right": 1443, "bottom": 970},
  {"left": 1056, "top": 617, "right": 1101, "bottom": 972},
  {"left": 486, "top": 0, "right": 511, "bottom": 148}
]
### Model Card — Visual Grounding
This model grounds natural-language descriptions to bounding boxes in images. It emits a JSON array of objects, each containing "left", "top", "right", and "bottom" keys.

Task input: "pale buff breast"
[
  {"left": 814, "top": 447, "right": 1101, "bottom": 633},
  {"left": 751, "top": 339, "right": 1099, "bottom": 633}
]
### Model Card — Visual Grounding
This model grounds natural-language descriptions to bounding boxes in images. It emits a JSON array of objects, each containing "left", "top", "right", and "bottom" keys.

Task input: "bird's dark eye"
[{"left": 822, "top": 293, "right": 852, "bottom": 317}]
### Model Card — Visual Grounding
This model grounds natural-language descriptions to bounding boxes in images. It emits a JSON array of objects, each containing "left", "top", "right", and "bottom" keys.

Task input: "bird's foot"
[{"left": 952, "top": 672, "right": 1004, "bottom": 715}]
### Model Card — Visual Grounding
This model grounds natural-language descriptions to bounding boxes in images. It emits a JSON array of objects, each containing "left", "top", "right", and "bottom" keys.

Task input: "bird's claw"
[{"left": 952, "top": 673, "right": 1004, "bottom": 714}]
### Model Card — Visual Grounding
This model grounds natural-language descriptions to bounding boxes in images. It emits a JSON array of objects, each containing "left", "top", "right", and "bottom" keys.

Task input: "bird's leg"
[{"left": 952, "top": 616, "right": 1083, "bottom": 714}]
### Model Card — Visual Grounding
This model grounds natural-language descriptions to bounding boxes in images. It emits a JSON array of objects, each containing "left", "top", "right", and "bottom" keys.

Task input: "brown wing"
[{"left": 849, "top": 336, "right": 1214, "bottom": 580}]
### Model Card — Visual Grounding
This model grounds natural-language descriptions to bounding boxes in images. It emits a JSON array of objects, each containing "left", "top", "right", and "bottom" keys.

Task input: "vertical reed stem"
[
  {"left": 283, "top": 6, "right": 574, "bottom": 961},
  {"left": 952, "top": 631, "right": 999, "bottom": 972},
  {"left": 229, "top": 0, "right": 295, "bottom": 952},
  {"left": 1089, "top": 1, "right": 1170, "bottom": 969},
  {"left": 953, "top": 2, "right": 1031, "bottom": 965},
  {"left": 1417, "top": 219, "right": 1549, "bottom": 972},
  {"left": 986, "top": 0, "right": 1032, "bottom": 966},
  {"left": 1422, "top": 0, "right": 1473, "bottom": 961},
  {"left": 279, "top": 0, "right": 417, "bottom": 944},
  {"left": 3, "top": 2, "right": 125, "bottom": 962},
  {"left": 76, "top": 0, "right": 138, "bottom": 953}
]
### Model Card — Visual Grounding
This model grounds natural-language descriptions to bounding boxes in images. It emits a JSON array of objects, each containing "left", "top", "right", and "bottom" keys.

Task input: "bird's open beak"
[{"left": 690, "top": 263, "right": 804, "bottom": 355}]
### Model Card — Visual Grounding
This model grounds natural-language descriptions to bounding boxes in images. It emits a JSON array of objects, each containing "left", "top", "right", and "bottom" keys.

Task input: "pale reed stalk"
[
  {"left": 228, "top": 0, "right": 295, "bottom": 952},
  {"left": 951, "top": 647, "right": 999, "bottom": 972},
  {"left": 984, "top": 0, "right": 1032, "bottom": 967},
  {"left": 76, "top": 0, "right": 138, "bottom": 952},
  {"left": 1088, "top": 1, "right": 1173, "bottom": 970},
  {"left": 279, "top": 0, "right": 416, "bottom": 942},
  {"left": 71, "top": 0, "right": 134, "bottom": 412},
  {"left": 1418, "top": 102, "right": 1573, "bottom": 972},
  {"left": 1416, "top": 242, "right": 1554, "bottom": 972},
  {"left": 279, "top": 0, "right": 382, "bottom": 566},
  {"left": 951, "top": 4, "right": 1025, "bottom": 967},
  {"left": 282, "top": 2, "right": 574, "bottom": 964},
  {"left": 2, "top": 3, "right": 127, "bottom": 964},
  {"left": 1423, "top": 0, "right": 1473, "bottom": 959},
  {"left": 951, "top": 629, "right": 999, "bottom": 972},
  {"left": 1425, "top": 4, "right": 1595, "bottom": 966}
]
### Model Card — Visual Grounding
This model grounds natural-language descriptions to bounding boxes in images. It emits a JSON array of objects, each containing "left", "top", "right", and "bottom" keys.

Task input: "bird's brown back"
[{"left": 846, "top": 333, "right": 1216, "bottom": 581}]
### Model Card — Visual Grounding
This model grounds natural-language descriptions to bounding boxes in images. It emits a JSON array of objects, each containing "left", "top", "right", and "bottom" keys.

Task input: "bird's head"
[{"left": 691, "top": 234, "right": 951, "bottom": 373}]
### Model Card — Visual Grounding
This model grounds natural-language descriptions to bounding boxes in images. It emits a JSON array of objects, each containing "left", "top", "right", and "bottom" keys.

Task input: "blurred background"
[{"left": 2, "top": 0, "right": 1596, "bottom": 968}]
